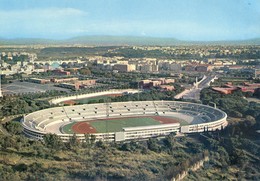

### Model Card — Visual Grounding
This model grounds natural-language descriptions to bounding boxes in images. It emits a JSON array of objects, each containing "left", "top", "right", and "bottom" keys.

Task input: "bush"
[{"left": 4, "top": 121, "right": 23, "bottom": 135}]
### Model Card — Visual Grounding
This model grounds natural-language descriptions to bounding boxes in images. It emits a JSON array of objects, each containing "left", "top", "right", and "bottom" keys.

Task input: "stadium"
[{"left": 21, "top": 101, "right": 228, "bottom": 142}]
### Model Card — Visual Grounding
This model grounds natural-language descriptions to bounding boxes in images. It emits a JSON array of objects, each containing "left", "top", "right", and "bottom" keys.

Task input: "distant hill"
[
  {"left": 239, "top": 38, "right": 260, "bottom": 45},
  {"left": 0, "top": 36, "right": 181, "bottom": 46},
  {"left": 0, "top": 38, "right": 60, "bottom": 45},
  {"left": 0, "top": 36, "right": 260, "bottom": 46},
  {"left": 65, "top": 35, "right": 181, "bottom": 46},
  {"left": 190, "top": 38, "right": 260, "bottom": 45}
]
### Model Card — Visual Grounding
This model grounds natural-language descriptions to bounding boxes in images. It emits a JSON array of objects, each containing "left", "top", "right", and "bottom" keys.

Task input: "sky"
[{"left": 0, "top": 0, "right": 260, "bottom": 41}]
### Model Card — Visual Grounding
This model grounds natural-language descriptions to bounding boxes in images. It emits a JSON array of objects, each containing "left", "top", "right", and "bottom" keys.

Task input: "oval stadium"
[{"left": 21, "top": 101, "right": 228, "bottom": 142}]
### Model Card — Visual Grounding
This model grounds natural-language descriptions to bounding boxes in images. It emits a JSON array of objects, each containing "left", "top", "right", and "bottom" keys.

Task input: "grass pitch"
[
  {"left": 61, "top": 116, "right": 183, "bottom": 134},
  {"left": 74, "top": 95, "right": 110, "bottom": 104},
  {"left": 62, "top": 122, "right": 75, "bottom": 134},
  {"left": 90, "top": 117, "right": 161, "bottom": 133}
]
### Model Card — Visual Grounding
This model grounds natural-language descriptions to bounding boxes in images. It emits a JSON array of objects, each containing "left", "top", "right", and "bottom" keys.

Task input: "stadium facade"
[{"left": 21, "top": 101, "right": 228, "bottom": 142}]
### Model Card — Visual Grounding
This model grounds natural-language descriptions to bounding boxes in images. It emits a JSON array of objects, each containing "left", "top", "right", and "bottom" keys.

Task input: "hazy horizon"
[
  {"left": 1, "top": 0, "right": 260, "bottom": 41},
  {"left": 1, "top": 35, "right": 260, "bottom": 42}
]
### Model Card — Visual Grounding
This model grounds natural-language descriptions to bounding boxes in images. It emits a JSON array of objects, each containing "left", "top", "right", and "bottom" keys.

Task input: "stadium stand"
[{"left": 22, "top": 101, "right": 228, "bottom": 142}]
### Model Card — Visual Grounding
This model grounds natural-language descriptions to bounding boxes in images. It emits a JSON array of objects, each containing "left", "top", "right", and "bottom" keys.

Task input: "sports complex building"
[{"left": 21, "top": 100, "right": 228, "bottom": 142}]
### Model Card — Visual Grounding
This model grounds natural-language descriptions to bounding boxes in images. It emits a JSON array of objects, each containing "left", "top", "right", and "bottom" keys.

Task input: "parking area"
[{"left": 2, "top": 81, "right": 70, "bottom": 95}]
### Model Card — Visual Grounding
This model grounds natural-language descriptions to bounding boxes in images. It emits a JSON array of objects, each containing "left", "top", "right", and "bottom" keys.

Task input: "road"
[{"left": 182, "top": 75, "right": 217, "bottom": 100}]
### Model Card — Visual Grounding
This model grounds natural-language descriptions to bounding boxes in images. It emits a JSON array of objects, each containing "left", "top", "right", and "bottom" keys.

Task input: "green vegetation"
[
  {"left": 62, "top": 122, "right": 75, "bottom": 134},
  {"left": 0, "top": 130, "right": 209, "bottom": 181},
  {"left": 90, "top": 117, "right": 161, "bottom": 133},
  {"left": 255, "top": 88, "right": 260, "bottom": 99},
  {"left": 184, "top": 129, "right": 260, "bottom": 180},
  {"left": 104, "top": 46, "right": 260, "bottom": 60},
  {"left": 0, "top": 96, "right": 50, "bottom": 119},
  {"left": 67, "top": 85, "right": 184, "bottom": 105},
  {"left": 200, "top": 88, "right": 260, "bottom": 130},
  {"left": 1, "top": 54, "right": 28, "bottom": 65},
  {"left": 185, "top": 87, "right": 260, "bottom": 180},
  {"left": 0, "top": 91, "right": 66, "bottom": 119},
  {"left": 77, "top": 68, "right": 91, "bottom": 75},
  {"left": 0, "top": 86, "right": 259, "bottom": 180},
  {"left": 111, "top": 88, "right": 184, "bottom": 102},
  {"left": 38, "top": 46, "right": 116, "bottom": 60},
  {"left": 3, "top": 121, "right": 23, "bottom": 135},
  {"left": 74, "top": 95, "right": 120, "bottom": 104},
  {"left": 62, "top": 117, "right": 163, "bottom": 134},
  {"left": 63, "top": 116, "right": 188, "bottom": 134}
]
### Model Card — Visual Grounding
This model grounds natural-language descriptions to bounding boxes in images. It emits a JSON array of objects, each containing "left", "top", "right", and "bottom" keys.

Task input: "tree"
[
  {"left": 253, "top": 88, "right": 260, "bottom": 99},
  {"left": 78, "top": 68, "right": 91, "bottom": 75},
  {"left": 244, "top": 115, "right": 256, "bottom": 127},
  {"left": 216, "top": 146, "right": 230, "bottom": 167},
  {"left": 5, "top": 121, "right": 23, "bottom": 135},
  {"left": 147, "top": 138, "right": 160, "bottom": 152},
  {"left": 84, "top": 134, "right": 91, "bottom": 146},
  {"left": 120, "top": 143, "right": 131, "bottom": 151},
  {"left": 1, "top": 135, "right": 16, "bottom": 149},
  {"left": 69, "top": 133, "right": 80, "bottom": 148},
  {"left": 90, "top": 134, "right": 96, "bottom": 145},
  {"left": 95, "top": 140, "right": 105, "bottom": 148},
  {"left": 163, "top": 133, "right": 176, "bottom": 151},
  {"left": 43, "top": 134, "right": 64, "bottom": 150},
  {"left": 229, "top": 110, "right": 243, "bottom": 118}
]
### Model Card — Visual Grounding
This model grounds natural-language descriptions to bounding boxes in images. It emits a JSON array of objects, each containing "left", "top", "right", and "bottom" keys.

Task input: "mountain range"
[{"left": 0, "top": 36, "right": 260, "bottom": 46}]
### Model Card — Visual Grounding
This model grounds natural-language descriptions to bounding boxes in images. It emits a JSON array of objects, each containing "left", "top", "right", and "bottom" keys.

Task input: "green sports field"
[
  {"left": 71, "top": 94, "right": 122, "bottom": 104},
  {"left": 61, "top": 116, "right": 181, "bottom": 134},
  {"left": 91, "top": 117, "right": 161, "bottom": 133},
  {"left": 62, "top": 122, "right": 75, "bottom": 134},
  {"left": 74, "top": 95, "right": 110, "bottom": 104}
]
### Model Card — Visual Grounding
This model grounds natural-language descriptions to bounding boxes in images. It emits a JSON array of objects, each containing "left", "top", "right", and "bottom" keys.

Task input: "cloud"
[
  {"left": 0, "top": 8, "right": 88, "bottom": 38},
  {"left": 0, "top": 8, "right": 87, "bottom": 23},
  {"left": 0, "top": 6, "right": 259, "bottom": 41},
  {"left": 92, "top": 19, "right": 260, "bottom": 41}
]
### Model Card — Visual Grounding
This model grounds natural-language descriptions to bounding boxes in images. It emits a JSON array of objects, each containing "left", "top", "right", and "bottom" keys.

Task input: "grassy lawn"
[
  {"left": 74, "top": 95, "right": 113, "bottom": 104},
  {"left": 62, "top": 122, "right": 75, "bottom": 134},
  {"left": 62, "top": 116, "right": 186, "bottom": 134},
  {"left": 90, "top": 117, "right": 161, "bottom": 133}
]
